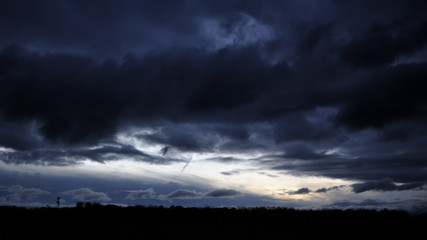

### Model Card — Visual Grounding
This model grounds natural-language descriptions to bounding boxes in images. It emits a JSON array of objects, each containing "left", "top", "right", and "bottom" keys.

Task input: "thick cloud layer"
[
  {"left": 0, "top": 0, "right": 426, "bottom": 200},
  {"left": 351, "top": 179, "right": 425, "bottom": 193}
]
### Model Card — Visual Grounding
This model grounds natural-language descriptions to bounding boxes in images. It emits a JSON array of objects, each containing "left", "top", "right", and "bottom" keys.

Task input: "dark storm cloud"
[
  {"left": 273, "top": 111, "right": 344, "bottom": 144},
  {"left": 137, "top": 124, "right": 216, "bottom": 153},
  {"left": 0, "top": 45, "right": 121, "bottom": 146},
  {"left": 271, "top": 153, "right": 427, "bottom": 184},
  {"left": 0, "top": 0, "right": 426, "bottom": 196},
  {"left": 0, "top": 143, "right": 176, "bottom": 165},
  {"left": 0, "top": 0, "right": 307, "bottom": 58},
  {"left": 0, "top": 44, "right": 283, "bottom": 149},
  {"left": 0, "top": 1, "right": 369, "bottom": 148},
  {"left": 0, "top": 0, "right": 202, "bottom": 57},
  {"left": 136, "top": 122, "right": 270, "bottom": 154},
  {"left": 0, "top": 118, "right": 41, "bottom": 151},
  {"left": 335, "top": 63, "right": 427, "bottom": 130},
  {"left": 351, "top": 178, "right": 425, "bottom": 193},
  {"left": 339, "top": 6, "right": 427, "bottom": 67},
  {"left": 282, "top": 143, "right": 325, "bottom": 160}
]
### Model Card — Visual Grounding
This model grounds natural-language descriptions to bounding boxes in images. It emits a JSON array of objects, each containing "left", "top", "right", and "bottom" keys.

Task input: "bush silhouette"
[{"left": 76, "top": 202, "right": 84, "bottom": 208}]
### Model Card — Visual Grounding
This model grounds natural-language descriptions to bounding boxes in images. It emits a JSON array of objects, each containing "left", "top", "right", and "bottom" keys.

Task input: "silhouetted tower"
[{"left": 56, "top": 195, "right": 60, "bottom": 208}]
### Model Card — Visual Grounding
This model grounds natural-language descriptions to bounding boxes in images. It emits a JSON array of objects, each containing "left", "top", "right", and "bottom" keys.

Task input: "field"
[{"left": 1, "top": 204, "right": 426, "bottom": 239}]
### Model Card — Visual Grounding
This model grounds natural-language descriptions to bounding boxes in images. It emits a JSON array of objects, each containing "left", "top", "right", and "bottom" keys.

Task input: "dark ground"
[{"left": 1, "top": 204, "right": 426, "bottom": 239}]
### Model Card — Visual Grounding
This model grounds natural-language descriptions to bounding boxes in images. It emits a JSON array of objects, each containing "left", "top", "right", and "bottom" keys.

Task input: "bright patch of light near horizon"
[
  {"left": 0, "top": 126, "right": 355, "bottom": 203},
  {"left": 0, "top": 155, "right": 354, "bottom": 203},
  {"left": 113, "top": 128, "right": 355, "bottom": 199}
]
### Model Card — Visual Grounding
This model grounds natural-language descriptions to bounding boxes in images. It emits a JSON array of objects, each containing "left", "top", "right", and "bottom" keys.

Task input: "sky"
[{"left": 0, "top": 0, "right": 426, "bottom": 212}]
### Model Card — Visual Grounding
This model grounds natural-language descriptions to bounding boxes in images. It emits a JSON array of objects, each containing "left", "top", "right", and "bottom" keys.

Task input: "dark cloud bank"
[{"left": 0, "top": 0, "right": 427, "bottom": 207}]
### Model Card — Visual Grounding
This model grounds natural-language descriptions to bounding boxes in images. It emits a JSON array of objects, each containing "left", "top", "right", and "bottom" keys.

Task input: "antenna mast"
[{"left": 56, "top": 195, "right": 60, "bottom": 208}]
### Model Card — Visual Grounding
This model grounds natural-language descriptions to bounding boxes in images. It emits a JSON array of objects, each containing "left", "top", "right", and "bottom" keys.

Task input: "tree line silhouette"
[{"left": 1, "top": 203, "right": 426, "bottom": 239}]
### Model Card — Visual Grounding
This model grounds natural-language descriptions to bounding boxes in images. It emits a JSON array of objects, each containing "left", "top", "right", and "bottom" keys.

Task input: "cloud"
[
  {"left": 0, "top": 185, "right": 50, "bottom": 202},
  {"left": 0, "top": 0, "right": 328, "bottom": 58},
  {"left": 0, "top": 116, "right": 41, "bottom": 151},
  {"left": 63, "top": 188, "right": 111, "bottom": 202},
  {"left": 282, "top": 143, "right": 325, "bottom": 160},
  {"left": 204, "top": 189, "right": 242, "bottom": 198},
  {"left": 0, "top": 0, "right": 205, "bottom": 58},
  {"left": 124, "top": 188, "right": 155, "bottom": 200},
  {"left": 160, "top": 146, "right": 169, "bottom": 156},
  {"left": 335, "top": 63, "right": 427, "bottom": 130},
  {"left": 136, "top": 121, "right": 276, "bottom": 156},
  {"left": 351, "top": 179, "right": 425, "bottom": 193},
  {"left": 220, "top": 170, "right": 240, "bottom": 176},
  {"left": 0, "top": 45, "right": 284, "bottom": 149},
  {"left": 270, "top": 152, "right": 427, "bottom": 190},
  {"left": 200, "top": 12, "right": 275, "bottom": 50},
  {"left": 314, "top": 186, "right": 343, "bottom": 193},
  {"left": 339, "top": 13, "right": 427, "bottom": 67},
  {"left": 286, "top": 185, "right": 344, "bottom": 195},
  {"left": 0, "top": 143, "right": 176, "bottom": 165},
  {"left": 159, "top": 188, "right": 242, "bottom": 199},
  {"left": 287, "top": 188, "right": 311, "bottom": 195},
  {"left": 161, "top": 189, "right": 203, "bottom": 199}
]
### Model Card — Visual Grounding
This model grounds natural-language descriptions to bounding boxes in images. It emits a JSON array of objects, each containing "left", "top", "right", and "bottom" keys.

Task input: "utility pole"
[{"left": 56, "top": 195, "right": 60, "bottom": 208}]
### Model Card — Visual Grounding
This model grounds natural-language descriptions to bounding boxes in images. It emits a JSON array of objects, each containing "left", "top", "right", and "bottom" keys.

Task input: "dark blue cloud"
[
  {"left": 125, "top": 189, "right": 156, "bottom": 200},
  {"left": 0, "top": 185, "right": 50, "bottom": 204},
  {"left": 288, "top": 188, "right": 311, "bottom": 195},
  {"left": 351, "top": 179, "right": 425, "bottom": 193},
  {"left": 160, "top": 188, "right": 242, "bottom": 199},
  {"left": 0, "top": 143, "right": 179, "bottom": 165},
  {"left": 205, "top": 189, "right": 242, "bottom": 198},
  {"left": 63, "top": 187, "right": 111, "bottom": 202}
]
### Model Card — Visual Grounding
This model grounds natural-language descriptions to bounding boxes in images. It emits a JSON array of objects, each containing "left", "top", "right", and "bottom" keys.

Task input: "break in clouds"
[{"left": 0, "top": 0, "right": 426, "bottom": 209}]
